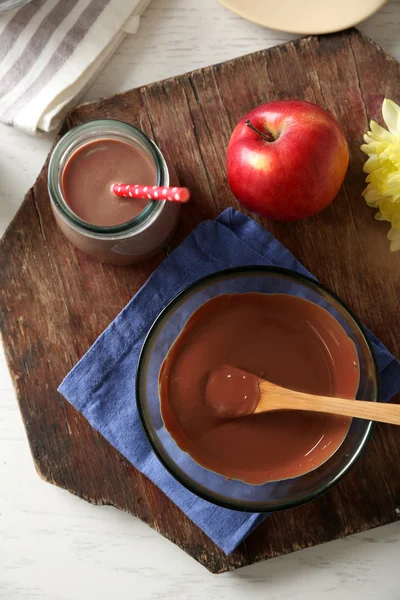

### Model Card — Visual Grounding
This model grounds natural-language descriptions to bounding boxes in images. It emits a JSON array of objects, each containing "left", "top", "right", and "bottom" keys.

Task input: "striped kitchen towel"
[{"left": 0, "top": 0, "right": 151, "bottom": 133}]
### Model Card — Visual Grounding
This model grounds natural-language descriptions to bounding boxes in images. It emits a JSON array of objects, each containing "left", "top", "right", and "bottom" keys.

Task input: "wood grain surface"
[{"left": 1, "top": 28, "right": 400, "bottom": 574}]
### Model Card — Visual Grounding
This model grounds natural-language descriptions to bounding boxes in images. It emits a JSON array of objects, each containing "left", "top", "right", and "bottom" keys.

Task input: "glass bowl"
[{"left": 136, "top": 266, "right": 379, "bottom": 512}]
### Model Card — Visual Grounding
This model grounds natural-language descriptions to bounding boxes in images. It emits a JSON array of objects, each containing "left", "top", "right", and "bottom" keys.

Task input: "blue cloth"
[{"left": 59, "top": 209, "right": 400, "bottom": 554}]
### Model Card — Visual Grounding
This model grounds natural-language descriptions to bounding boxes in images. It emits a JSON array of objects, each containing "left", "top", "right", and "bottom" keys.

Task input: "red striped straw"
[{"left": 112, "top": 184, "right": 190, "bottom": 203}]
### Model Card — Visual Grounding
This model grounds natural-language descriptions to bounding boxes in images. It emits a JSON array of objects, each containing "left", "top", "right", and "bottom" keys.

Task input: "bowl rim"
[{"left": 136, "top": 265, "right": 379, "bottom": 513}]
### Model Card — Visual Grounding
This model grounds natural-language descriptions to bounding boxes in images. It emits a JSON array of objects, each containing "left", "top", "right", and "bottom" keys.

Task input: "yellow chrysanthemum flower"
[{"left": 361, "top": 98, "right": 400, "bottom": 252}]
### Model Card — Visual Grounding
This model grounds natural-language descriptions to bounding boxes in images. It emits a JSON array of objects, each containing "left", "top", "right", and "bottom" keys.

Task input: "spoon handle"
[{"left": 258, "top": 380, "right": 400, "bottom": 425}]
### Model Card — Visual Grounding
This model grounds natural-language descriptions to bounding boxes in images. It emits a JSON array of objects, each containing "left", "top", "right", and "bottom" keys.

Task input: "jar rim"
[{"left": 48, "top": 119, "right": 167, "bottom": 236}]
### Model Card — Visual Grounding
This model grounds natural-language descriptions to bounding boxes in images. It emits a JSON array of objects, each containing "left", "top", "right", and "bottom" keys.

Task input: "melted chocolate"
[
  {"left": 205, "top": 364, "right": 260, "bottom": 418},
  {"left": 159, "top": 293, "right": 360, "bottom": 484},
  {"left": 62, "top": 139, "right": 156, "bottom": 226}
]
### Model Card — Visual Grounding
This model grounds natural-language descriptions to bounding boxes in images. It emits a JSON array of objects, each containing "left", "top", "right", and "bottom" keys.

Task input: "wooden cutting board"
[{"left": 1, "top": 28, "right": 400, "bottom": 574}]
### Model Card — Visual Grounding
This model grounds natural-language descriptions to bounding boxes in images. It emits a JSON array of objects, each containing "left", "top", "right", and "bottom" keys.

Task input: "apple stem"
[{"left": 245, "top": 119, "right": 275, "bottom": 143}]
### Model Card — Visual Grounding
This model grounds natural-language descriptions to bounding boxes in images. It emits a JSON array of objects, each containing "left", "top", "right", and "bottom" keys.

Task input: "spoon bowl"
[{"left": 205, "top": 365, "right": 399, "bottom": 425}]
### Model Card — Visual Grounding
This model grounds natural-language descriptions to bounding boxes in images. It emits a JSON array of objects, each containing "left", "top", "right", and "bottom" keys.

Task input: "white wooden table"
[{"left": 1, "top": 1, "right": 400, "bottom": 598}]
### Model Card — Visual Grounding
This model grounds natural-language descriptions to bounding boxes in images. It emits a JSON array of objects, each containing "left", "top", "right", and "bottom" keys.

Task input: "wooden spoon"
[
  {"left": 205, "top": 365, "right": 400, "bottom": 425},
  {"left": 257, "top": 378, "right": 400, "bottom": 425}
]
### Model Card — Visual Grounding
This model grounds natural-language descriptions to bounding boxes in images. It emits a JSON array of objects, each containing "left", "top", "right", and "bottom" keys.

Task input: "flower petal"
[
  {"left": 364, "top": 186, "right": 382, "bottom": 207},
  {"left": 363, "top": 134, "right": 374, "bottom": 144},
  {"left": 363, "top": 156, "right": 381, "bottom": 174},
  {"left": 382, "top": 98, "right": 400, "bottom": 135},
  {"left": 370, "top": 120, "right": 393, "bottom": 142}
]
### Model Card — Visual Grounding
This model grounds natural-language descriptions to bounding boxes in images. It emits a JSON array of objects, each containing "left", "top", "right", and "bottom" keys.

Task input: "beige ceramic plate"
[{"left": 217, "top": 0, "right": 387, "bottom": 35}]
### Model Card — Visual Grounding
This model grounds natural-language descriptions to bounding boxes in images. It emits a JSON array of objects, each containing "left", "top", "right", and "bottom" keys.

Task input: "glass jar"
[{"left": 48, "top": 120, "right": 180, "bottom": 265}]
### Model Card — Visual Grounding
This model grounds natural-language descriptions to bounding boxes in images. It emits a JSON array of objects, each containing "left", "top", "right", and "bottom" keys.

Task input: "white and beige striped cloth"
[{"left": 0, "top": 0, "right": 151, "bottom": 133}]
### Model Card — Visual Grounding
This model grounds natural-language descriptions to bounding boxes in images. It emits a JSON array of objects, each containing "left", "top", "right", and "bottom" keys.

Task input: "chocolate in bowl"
[
  {"left": 158, "top": 292, "right": 360, "bottom": 485},
  {"left": 136, "top": 266, "right": 378, "bottom": 512}
]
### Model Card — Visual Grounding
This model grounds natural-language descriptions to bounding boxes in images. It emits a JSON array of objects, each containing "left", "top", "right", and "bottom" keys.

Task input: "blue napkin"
[{"left": 59, "top": 209, "right": 400, "bottom": 555}]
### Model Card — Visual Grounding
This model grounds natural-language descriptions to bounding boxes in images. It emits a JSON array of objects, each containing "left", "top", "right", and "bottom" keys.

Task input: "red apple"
[{"left": 226, "top": 100, "right": 349, "bottom": 220}]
